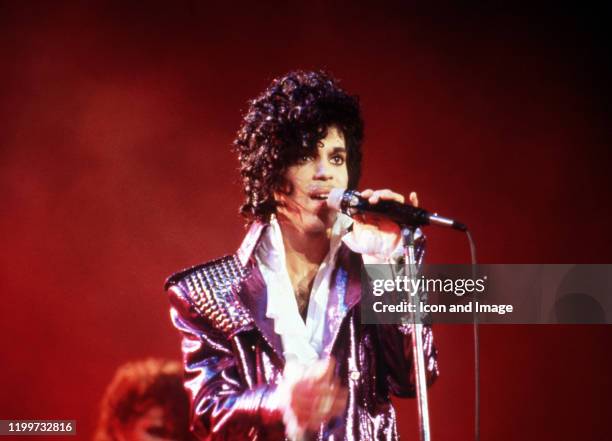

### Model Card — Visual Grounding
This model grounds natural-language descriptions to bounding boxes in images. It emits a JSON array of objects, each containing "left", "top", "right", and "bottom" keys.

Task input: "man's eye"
[{"left": 330, "top": 155, "right": 345, "bottom": 165}]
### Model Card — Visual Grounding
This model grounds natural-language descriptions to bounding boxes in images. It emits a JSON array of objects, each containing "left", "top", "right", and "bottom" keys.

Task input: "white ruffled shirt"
[{"left": 254, "top": 214, "right": 354, "bottom": 366}]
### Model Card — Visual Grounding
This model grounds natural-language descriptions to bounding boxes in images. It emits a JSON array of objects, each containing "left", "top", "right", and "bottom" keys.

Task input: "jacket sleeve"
[{"left": 167, "top": 284, "right": 286, "bottom": 440}]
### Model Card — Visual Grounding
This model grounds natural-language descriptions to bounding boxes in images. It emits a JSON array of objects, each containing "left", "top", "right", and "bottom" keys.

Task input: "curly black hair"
[{"left": 234, "top": 70, "right": 364, "bottom": 222}]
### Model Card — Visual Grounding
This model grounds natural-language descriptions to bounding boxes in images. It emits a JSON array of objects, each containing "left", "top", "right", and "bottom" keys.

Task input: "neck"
[
  {"left": 277, "top": 219, "right": 331, "bottom": 273},
  {"left": 275, "top": 217, "right": 335, "bottom": 320}
]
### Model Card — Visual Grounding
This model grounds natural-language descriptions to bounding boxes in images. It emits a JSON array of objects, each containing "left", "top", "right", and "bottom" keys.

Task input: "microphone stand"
[{"left": 401, "top": 226, "right": 431, "bottom": 441}]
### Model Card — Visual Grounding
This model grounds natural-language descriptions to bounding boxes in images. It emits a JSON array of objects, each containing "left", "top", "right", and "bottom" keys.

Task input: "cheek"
[
  {"left": 275, "top": 171, "right": 299, "bottom": 199},
  {"left": 336, "top": 166, "right": 349, "bottom": 187},
  {"left": 285, "top": 167, "right": 311, "bottom": 192}
]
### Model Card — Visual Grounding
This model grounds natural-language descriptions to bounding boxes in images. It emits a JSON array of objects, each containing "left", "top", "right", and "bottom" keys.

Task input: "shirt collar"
[{"left": 237, "top": 213, "right": 354, "bottom": 266}]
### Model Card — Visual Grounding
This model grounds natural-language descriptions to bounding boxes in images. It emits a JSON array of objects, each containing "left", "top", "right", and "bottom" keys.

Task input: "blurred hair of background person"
[{"left": 93, "top": 359, "right": 195, "bottom": 441}]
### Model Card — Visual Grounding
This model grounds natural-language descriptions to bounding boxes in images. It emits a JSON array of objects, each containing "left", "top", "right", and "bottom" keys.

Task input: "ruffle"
[{"left": 255, "top": 215, "right": 352, "bottom": 365}]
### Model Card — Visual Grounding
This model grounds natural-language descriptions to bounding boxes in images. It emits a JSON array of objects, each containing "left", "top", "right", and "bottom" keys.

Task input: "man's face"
[
  {"left": 275, "top": 125, "right": 349, "bottom": 234},
  {"left": 115, "top": 406, "right": 183, "bottom": 441}
]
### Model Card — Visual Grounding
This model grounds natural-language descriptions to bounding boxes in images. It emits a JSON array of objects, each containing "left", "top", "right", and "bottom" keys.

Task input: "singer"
[{"left": 164, "top": 70, "right": 438, "bottom": 440}]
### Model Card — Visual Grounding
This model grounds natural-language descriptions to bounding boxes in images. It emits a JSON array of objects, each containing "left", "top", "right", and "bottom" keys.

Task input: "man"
[
  {"left": 93, "top": 358, "right": 195, "bottom": 441},
  {"left": 165, "top": 70, "right": 438, "bottom": 440}
]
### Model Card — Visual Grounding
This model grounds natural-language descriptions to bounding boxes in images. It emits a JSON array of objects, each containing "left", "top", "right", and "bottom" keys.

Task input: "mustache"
[{"left": 274, "top": 186, "right": 332, "bottom": 216}]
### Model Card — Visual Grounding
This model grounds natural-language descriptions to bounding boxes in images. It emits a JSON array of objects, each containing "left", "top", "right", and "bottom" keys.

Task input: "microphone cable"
[{"left": 465, "top": 230, "right": 479, "bottom": 441}]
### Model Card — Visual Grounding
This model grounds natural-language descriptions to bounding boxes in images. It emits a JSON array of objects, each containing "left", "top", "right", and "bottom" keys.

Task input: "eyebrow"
[{"left": 329, "top": 146, "right": 347, "bottom": 154}]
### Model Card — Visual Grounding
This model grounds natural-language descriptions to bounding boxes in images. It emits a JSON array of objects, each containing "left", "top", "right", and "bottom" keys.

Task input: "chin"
[
  {"left": 277, "top": 205, "right": 336, "bottom": 234},
  {"left": 301, "top": 213, "right": 336, "bottom": 235}
]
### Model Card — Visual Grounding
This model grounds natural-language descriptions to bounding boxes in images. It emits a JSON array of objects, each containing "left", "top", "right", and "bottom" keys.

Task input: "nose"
[{"left": 313, "top": 158, "right": 333, "bottom": 181}]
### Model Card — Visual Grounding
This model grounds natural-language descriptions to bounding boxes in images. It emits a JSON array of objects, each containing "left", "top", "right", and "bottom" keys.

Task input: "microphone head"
[{"left": 326, "top": 188, "right": 347, "bottom": 211}]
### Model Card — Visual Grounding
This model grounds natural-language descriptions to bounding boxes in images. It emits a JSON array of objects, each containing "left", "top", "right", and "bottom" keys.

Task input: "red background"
[{"left": 1, "top": 2, "right": 611, "bottom": 440}]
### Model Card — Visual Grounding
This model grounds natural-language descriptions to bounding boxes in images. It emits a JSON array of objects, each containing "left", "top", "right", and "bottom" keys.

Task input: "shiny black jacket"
[{"left": 165, "top": 222, "right": 438, "bottom": 440}]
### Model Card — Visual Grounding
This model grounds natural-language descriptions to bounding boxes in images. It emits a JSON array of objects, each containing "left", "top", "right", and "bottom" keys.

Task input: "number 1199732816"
[{"left": 0, "top": 420, "right": 75, "bottom": 435}]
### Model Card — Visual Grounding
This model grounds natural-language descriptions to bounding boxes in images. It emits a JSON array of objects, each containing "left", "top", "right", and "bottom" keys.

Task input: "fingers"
[
  {"left": 291, "top": 385, "right": 345, "bottom": 429},
  {"left": 304, "top": 381, "right": 348, "bottom": 430},
  {"left": 360, "top": 188, "right": 374, "bottom": 199},
  {"left": 320, "top": 357, "right": 335, "bottom": 382},
  {"left": 307, "top": 386, "right": 347, "bottom": 430},
  {"left": 409, "top": 191, "right": 419, "bottom": 207},
  {"left": 360, "top": 188, "right": 420, "bottom": 206},
  {"left": 289, "top": 358, "right": 347, "bottom": 431},
  {"left": 292, "top": 358, "right": 335, "bottom": 402},
  {"left": 369, "top": 189, "right": 405, "bottom": 204},
  {"left": 362, "top": 188, "right": 405, "bottom": 204},
  {"left": 331, "top": 386, "right": 348, "bottom": 416}
]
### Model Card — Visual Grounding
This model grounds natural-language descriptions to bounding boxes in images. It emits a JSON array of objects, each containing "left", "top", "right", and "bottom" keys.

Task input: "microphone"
[{"left": 327, "top": 188, "right": 467, "bottom": 231}]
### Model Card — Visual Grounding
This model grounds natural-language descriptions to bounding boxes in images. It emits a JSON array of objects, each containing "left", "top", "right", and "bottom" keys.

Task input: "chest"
[{"left": 288, "top": 264, "right": 320, "bottom": 318}]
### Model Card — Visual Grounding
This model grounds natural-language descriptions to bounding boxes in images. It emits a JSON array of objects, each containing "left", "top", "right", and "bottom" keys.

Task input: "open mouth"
[
  {"left": 310, "top": 193, "right": 329, "bottom": 201},
  {"left": 308, "top": 186, "right": 333, "bottom": 203}
]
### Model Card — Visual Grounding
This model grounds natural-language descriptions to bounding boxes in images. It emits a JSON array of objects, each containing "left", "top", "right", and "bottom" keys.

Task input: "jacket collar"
[
  {"left": 237, "top": 221, "right": 266, "bottom": 267},
  {"left": 235, "top": 221, "right": 285, "bottom": 363},
  {"left": 237, "top": 261, "right": 286, "bottom": 365}
]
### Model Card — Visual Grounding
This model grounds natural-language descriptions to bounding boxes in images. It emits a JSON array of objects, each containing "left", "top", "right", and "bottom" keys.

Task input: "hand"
[
  {"left": 342, "top": 189, "right": 420, "bottom": 261},
  {"left": 286, "top": 358, "right": 348, "bottom": 432}
]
